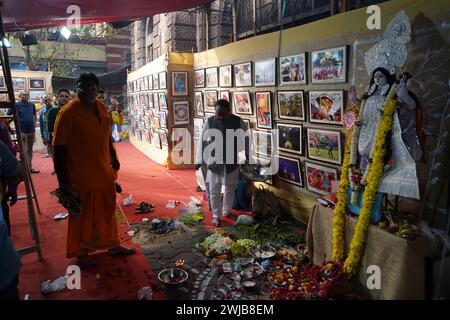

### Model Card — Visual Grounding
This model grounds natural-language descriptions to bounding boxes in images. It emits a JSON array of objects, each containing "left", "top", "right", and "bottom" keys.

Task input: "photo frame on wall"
[
  {"left": 205, "top": 67, "right": 218, "bottom": 87},
  {"left": 255, "top": 91, "right": 272, "bottom": 129},
  {"left": 173, "top": 101, "right": 190, "bottom": 125},
  {"left": 148, "top": 75, "right": 153, "bottom": 90},
  {"left": 159, "top": 129, "right": 168, "bottom": 146},
  {"left": 219, "top": 90, "right": 229, "bottom": 102},
  {"left": 158, "top": 92, "right": 168, "bottom": 110},
  {"left": 204, "top": 90, "right": 217, "bottom": 113},
  {"left": 277, "top": 91, "right": 305, "bottom": 121},
  {"left": 12, "top": 77, "right": 26, "bottom": 90},
  {"left": 305, "top": 161, "right": 338, "bottom": 195},
  {"left": 153, "top": 129, "right": 161, "bottom": 149},
  {"left": 280, "top": 53, "right": 306, "bottom": 85},
  {"left": 0, "top": 77, "right": 5, "bottom": 89},
  {"left": 194, "top": 92, "right": 204, "bottom": 117},
  {"left": 219, "top": 65, "right": 232, "bottom": 87},
  {"left": 307, "top": 128, "right": 342, "bottom": 165},
  {"left": 252, "top": 130, "right": 273, "bottom": 157},
  {"left": 29, "top": 78, "right": 46, "bottom": 89},
  {"left": 232, "top": 91, "right": 252, "bottom": 115},
  {"left": 29, "top": 90, "right": 46, "bottom": 102},
  {"left": 159, "top": 72, "right": 167, "bottom": 89},
  {"left": 278, "top": 123, "right": 302, "bottom": 155},
  {"left": 159, "top": 111, "right": 167, "bottom": 128},
  {"left": 144, "top": 76, "right": 149, "bottom": 91},
  {"left": 194, "top": 69, "right": 205, "bottom": 88},
  {"left": 234, "top": 62, "right": 252, "bottom": 87},
  {"left": 172, "top": 128, "right": 190, "bottom": 151},
  {"left": 308, "top": 90, "right": 344, "bottom": 125},
  {"left": 254, "top": 58, "right": 276, "bottom": 86},
  {"left": 172, "top": 71, "right": 188, "bottom": 96},
  {"left": 153, "top": 74, "right": 159, "bottom": 90},
  {"left": 153, "top": 93, "right": 160, "bottom": 112},
  {"left": 311, "top": 46, "right": 347, "bottom": 84},
  {"left": 277, "top": 156, "right": 303, "bottom": 187},
  {"left": 242, "top": 118, "right": 251, "bottom": 130}
]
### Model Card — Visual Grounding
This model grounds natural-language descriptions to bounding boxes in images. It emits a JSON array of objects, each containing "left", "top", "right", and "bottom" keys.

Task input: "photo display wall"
[
  {"left": 193, "top": 45, "right": 347, "bottom": 195},
  {"left": 127, "top": 69, "right": 191, "bottom": 153}
]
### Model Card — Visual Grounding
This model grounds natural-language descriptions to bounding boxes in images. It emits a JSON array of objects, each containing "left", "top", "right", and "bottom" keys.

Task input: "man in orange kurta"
[{"left": 53, "top": 73, "right": 134, "bottom": 265}]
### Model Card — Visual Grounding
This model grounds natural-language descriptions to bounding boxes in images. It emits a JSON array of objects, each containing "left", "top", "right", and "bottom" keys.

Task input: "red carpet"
[{"left": 10, "top": 142, "right": 244, "bottom": 300}]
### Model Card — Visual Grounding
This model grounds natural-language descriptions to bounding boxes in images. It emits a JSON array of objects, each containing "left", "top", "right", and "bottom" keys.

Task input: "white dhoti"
[{"left": 206, "top": 167, "right": 239, "bottom": 219}]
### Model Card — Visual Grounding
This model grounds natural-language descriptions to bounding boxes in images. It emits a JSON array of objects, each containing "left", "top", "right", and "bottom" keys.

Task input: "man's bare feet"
[
  {"left": 211, "top": 217, "right": 220, "bottom": 227},
  {"left": 108, "top": 246, "right": 136, "bottom": 256}
]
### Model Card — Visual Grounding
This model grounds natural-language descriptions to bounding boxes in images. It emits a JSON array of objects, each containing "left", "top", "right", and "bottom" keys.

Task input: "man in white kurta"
[{"left": 195, "top": 100, "right": 248, "bottom": 227}]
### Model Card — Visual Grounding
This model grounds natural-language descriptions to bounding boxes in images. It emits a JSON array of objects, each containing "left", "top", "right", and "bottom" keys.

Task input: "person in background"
[
  {"left": 53, "top": 73, "right": 134, "bottom": 267},
  {"left": 47, "top": 89, "right": 70, "bottom": 175},
  {"left": 7, "top": 91, "right": 39, "bottom": 173},
  {"left": 97, "top": 90, "right": 106, "bottom": 104},
  {"left": 39, "top": 95, "right": 53, "bottom": 158},
  {"left": 0, "top": 139, "right": 25, "bottom": 300},
  {"left": 195, "top": 99, "right": 249, "bottom": 227}
]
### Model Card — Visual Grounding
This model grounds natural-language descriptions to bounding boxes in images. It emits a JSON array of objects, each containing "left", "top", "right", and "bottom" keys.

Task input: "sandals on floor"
[{"left": 134, "top": 201, "right": 155, "bottom": 214}]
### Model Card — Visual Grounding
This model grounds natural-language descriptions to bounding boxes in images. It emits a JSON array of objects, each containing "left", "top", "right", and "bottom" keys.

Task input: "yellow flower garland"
[{"left": 333, "top": 87, "right": 397, "bottom": 276}]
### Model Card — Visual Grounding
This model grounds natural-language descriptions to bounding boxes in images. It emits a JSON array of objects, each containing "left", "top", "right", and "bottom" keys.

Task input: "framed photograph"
[
  {"left": 311, "top": 46, "right": 347, "bottom": 84},
  {"left": 305, "top": 161, "right": 338, "bottom": 195},
  {"left": 159, "top": 129, "right": 168, "bottom": 146},
  {"left": 204, "top": 90, "right": 217, "bottom": 112},
  {"left": 133, "top": 80, "right": 137, "bottom": 92},
  {"left": 136, "top": 129, "right": 143, "bottom": 141},
  {"left": 153, "top": 129, "right": 161, "bottom": 148},
  {"left": 144, "top": 76, "right": 149, "bottom": 91},
  {"left": 173, "top": 101, "right": 190, "bottom": 125},
  {"left": 148, "top": 75, "right": 153, "bottom": 90},
  {"left": 153, "top": 74, "right": 159, "bottom": 90},
  {"left": 29, "top": 78, "right": 46, "bottom": 89},
  {"left": 219, "top": 90, "right": 229, "bottom": 102},
  {"left": 277, "top": 156, "right": 303, "bottom": 187},
  {"left": 139, "top": 93, "right": 146, "bottom": 107},
  {"left": 154, "top": 114, "right": 161, "bottom": 129},
  {"left": 278, "top": 123, "right": 302, "bottom": 155},
  {"left": 234, "top": 62, "right": 252, "bottom": 87},
  {"left": 159, "top": 111, "right": 167, "bottom": 128},
  {"left": 0, "top": 94, "right": 7, "bottom": 102},
  {"left": 205, "top": 67, "right": 218, "bottom": 87},
  {"left": 254, "top": 58, "right": 276, "bottom": 86},
  {"left": 194, "top": 92, "right": 204, "bottom": 117},
  {"left": 147, "top": 93, "right": 154, "bottom": 109},
  {"left": 194, "top": 69, "right": 205, "bottom": 88},
  {"left": 232, "top": 91, "right": 252, "bottom": 115},
  {"left": 29, "top": 90, "right": 46, "bottom": 102},
  {"left": 12, "top": 77, "right": 26, "bottom": 90},
  {"left": 255, "top": 91, "right": 272, "bottom": 129},
  {"left": 277, "top": 91, "right": 305, "bottom": 121},
  {"left": 158, "top": 92, "right": 168, "bottom": 110},
  {"left": 194, "top": 117, "right": 204, "bottom": 141},
  {"left": 309, "top": 90, "right": 344, "bottom": 125},
  {"left": 219, "top": 65, "right": 232, "bottom": 87},
  {"left": 159, "top": 72, "right": 167, "bottom": 89},
  {"left": 153, "top": 93, "right": 160, "bottom": 112},
  {"left": 280, "top": 53, "right": 307, "bottom": 85},
  {"left": 172, "top": 128, "right": 190, "bottom": 151},
  {"left": 172, "top": 71, "right": 188, "bottom": 96},
  {"left": 252, "top": 130, "right": 273, "bottom": 157},
  {"left": 307, "top": 128, "right": 342, "bottom": 165}
]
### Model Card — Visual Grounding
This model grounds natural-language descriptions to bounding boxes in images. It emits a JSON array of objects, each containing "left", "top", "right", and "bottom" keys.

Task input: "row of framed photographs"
[
  {"left": 128, "top": 71, "right": 188, "bottom": 96},
  {"left": 1, "top": 77, "right": 47, "bottom": 91},
  {"left": 252, "top": 125, "right": 342, "bottom": 165},
  {"left": 194, "top": 89, "right": 344, "bottom": 127},
  {"left": 131, "top": 125, "right": 191, "bottom": 152},
  {"left": 273, "top": 156, "right": 338, "bottom": 196},
  {"left": 194, "top": 45, "right": 347, "bottom": 88},
  {"left": 130, "top": 100, "right": 190, "bottom": 126},
  {"left": 2, "top": 90, "right": 48, "bottom": 102}
]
